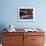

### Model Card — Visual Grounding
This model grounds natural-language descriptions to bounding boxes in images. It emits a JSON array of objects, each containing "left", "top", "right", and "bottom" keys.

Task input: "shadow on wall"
[{"left": 0, "top": 24, "right": 7, "bottom": 43}]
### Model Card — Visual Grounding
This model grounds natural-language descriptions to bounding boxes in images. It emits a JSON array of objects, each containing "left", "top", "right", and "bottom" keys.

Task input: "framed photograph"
[{"left": 18, "top": 7, "right": 35, "bottom": 21}]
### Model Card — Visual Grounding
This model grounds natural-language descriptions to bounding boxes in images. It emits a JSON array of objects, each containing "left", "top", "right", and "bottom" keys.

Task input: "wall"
[
  {"left": 0, "top": 0, "right": 46, "bottom": 30},
  {"left": 0, "top": 0, "right": 46, "bottom": 43}
]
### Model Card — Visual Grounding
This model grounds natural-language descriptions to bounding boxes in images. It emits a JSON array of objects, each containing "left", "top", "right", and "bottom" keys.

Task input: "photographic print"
[{"left": 18, "top": 7, "right": 35, "bottom": 21}]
